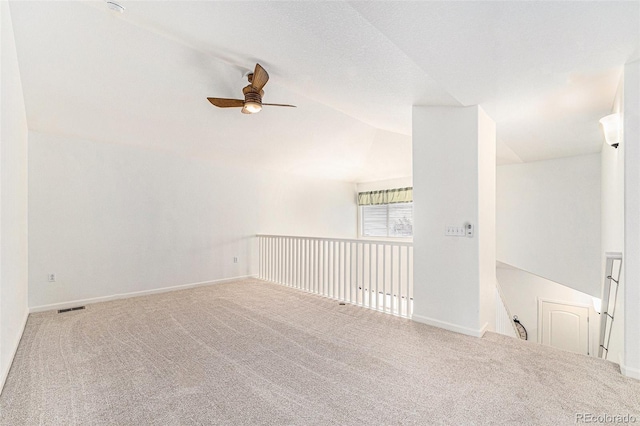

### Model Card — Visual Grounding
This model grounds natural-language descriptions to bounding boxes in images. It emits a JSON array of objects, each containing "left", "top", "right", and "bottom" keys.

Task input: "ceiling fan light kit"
[
  {"left": 207, "top": 63, "right": 296, "bottom": 114},
  {"left": 242, "top": 91, "right": 262, "bottom": 113}
]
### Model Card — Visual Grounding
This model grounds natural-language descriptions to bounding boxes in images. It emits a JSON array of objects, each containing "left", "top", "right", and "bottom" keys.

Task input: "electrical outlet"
[
  {"left": 48, "top": 273, "right": 56, "bottom": 282},
  {"left": 233, "top": 257, "right": 238, "bottom": 264}
]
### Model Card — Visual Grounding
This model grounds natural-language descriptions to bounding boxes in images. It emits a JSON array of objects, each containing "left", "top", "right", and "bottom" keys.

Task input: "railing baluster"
[
  {"left": 299, "top": 239, "right": 302, "bottom": 289},
  {"left": 303, "top": 238, "right": 306, "bottom": 290},
  {"left": 338, "top": 241, "right": 344, "bottom": 300},
  {"left": 360, "top": 243, "right": 367, "bottom": 306},
  {"left": 258, "top": 237, "right": 262, "bottom": 279},
  {"left": 312, "top": 239, "right": 315, "bottom": 293},
  {"left": 259, "top": 237, "right": 262, "bottom": 279},
  {"left": 308, "top": 239, "right": 312, "bottom": 293},
  {"left": 302, "top": 238, "right": 306, "bottom": 290},
  {"left": 390, "top": 245, "right": 394, "bottom": 315},
  {"left": 306, "top": 239, "right": 310, "bottom": 291},
  {"left": 398, "top": 246, "right": 403, "bottom": 316},
  {"left": 313, "top": 239, "right": 318, "bottom": 294},
  {"left": 369, "top": 243, "right": 373, "bottom": 309},
  {"left": 355, "top": 243, "right": 359, "bottom": 306},
  {"left": 317, "top": 240, "right": 321, "bottom": 295},
  {"left": 322, "top": 241, "right": 329, "bottom": 296},
  {"left": 344, "top": 242, "right": 348, "bottom": 302},
  {"left": 307, "top": 239, "right": 313, "bottom": 291},
  {"left": 278, "top": 237, "right": 281, "bottom": 284},
  {"left": 383, "top": 244, "right": 387, "bottom": 313},
  {"left": 349, "top": 242, "right": 353, "bottom": 304},
  {"left": 308, "top": 239, "right": 312, "bottom": 292},
  {"left": 318, "top": 240, "right": 322, "bottom": 295},
  {"left": 298, "top": 238, "right": 302, "bottom": 289},
  {"left": 331, "top": 240, "right": 336, "bottom": 298},
  {"left": 374, "top": 244, "right": 379, "bottom": 311},
  {"left": 360, "top": 243, "right": 364, "bottom": 306},
  {"left": 408, "top": 246, "right": 412, "bottom": 317},
  {"left": 268, "top": 237, "right": 271, "bottom": 281},
  {"left": 316, "top": 239, "right": 319, "bottom": 294}
]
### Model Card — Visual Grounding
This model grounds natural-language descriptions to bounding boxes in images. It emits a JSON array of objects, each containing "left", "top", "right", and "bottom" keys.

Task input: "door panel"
[{"left": 539, "top": 301, "right": 589, "bottom": 355}]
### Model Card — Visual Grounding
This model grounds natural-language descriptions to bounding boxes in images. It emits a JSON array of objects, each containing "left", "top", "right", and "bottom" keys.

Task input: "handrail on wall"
[
  {"left": 495, "top": 280, "right": 520, "bottom": 339},
  {"left": 598, "top": 252, "right": 622, "bottom": 359}
]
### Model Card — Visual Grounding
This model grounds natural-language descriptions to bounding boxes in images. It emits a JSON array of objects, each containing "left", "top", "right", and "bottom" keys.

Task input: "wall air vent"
[{"left": 58, "top": 306, "right": 86, "bottom": 314}]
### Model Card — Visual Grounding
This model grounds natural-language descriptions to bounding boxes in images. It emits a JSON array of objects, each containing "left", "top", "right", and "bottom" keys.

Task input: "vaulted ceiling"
[{"left": 8, "top": 1, "right": 639, "bottom": 182}]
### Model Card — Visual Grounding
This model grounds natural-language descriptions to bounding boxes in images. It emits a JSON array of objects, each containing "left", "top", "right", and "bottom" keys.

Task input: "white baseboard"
[
  {"left": 620, "top": 358, "right": 640, "bottom": 380},
  {"left": 0, "top": 310, "right": 29, "bottom": 395},
  {"left": 29, "top": 275, "right": 259, "bottom": 314},
  {"left": 478, "top": 322, "right": 489, "bottom": 337},
  {"left": 412, "top": 314, "right": 488, "bottom": 338}
]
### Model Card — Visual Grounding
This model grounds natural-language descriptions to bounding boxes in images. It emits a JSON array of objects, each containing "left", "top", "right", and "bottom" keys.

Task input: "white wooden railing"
[
  {"left": 495, "top": 281, "right": 519, "bottom": 339},
  {"left": 598, "top": 252, "right": 622, "bottom": 359},
  {"left": 257, "top": 235, "right": 413, "bottom": 318}
]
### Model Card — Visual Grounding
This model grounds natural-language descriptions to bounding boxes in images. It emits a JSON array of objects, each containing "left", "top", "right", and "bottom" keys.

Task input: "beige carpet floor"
[{"left": 1, "top": 279, "right": 638, "bottom": 425}]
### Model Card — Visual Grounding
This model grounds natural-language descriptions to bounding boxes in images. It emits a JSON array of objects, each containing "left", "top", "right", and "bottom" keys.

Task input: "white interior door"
[{"left": 538, "top": 300, "right": 590, "bottom": 355}]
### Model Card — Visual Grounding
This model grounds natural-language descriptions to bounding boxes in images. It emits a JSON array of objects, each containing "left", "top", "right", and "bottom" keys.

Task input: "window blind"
[{"left": 361, "top": 202, "right": 413, "bottom": 237}]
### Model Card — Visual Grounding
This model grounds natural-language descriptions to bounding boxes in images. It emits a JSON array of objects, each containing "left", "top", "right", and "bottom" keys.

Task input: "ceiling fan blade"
[
  {"left": 251, "top": 63, "right": 269, "bottom": 91},
  {"left": 207, "top": 98, "right": 244, "bottom": 108},
  {"left": 262, "top": 103, "right": 297, "bottom": 108}
]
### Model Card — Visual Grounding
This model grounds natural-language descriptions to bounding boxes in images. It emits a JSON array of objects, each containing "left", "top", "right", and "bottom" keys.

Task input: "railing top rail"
[{"left": 256, "top": 234, "right": 413, "bottom": 247}]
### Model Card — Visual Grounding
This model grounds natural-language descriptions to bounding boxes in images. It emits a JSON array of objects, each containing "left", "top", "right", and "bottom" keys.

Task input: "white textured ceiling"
[{"left": 8, "top": 1, "right": 640, "bottom": 181}]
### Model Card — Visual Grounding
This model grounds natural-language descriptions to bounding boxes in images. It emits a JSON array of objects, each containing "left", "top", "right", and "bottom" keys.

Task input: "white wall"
[
  {"left": 601, "top": 75, "right": 624, "bottom": 366},
  {"left": 0, "top": 1, "right": 30, "bottom": 391},
  {"left": 259, "top": 173, "right": 356, "bottom": 239},
  {"left": 497, "top": 266, "right": 598, "bottom": 355},
  {"left": 412, "top": 105, "right": 495, "bottom": 336},
  {"left": 28, "top": 131, "right": 356, "bottom": 310},
  {"left": 497, "top": 154, "right": 601, "bottom": 296},
  {"left": 356, "top": 177, "right": 412, "bottom": 193},
  {"left": 623, "top": 60, "right": 640, "bottom": 379}
]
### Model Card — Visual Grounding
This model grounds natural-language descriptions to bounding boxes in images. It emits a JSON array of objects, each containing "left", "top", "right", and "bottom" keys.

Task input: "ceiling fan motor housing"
[{"left": 244, "top": 90, "right": 262, "bottom": 106}]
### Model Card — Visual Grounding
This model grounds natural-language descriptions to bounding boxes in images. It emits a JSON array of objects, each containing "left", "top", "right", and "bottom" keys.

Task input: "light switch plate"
[{"left": 445, "top": 226, "right": 466, "bottom": 236}]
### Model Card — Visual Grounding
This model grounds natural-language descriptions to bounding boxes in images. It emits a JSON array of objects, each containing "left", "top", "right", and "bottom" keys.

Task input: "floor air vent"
[{"left": 58, "top": 306, "right": 85, "bottom": 313}]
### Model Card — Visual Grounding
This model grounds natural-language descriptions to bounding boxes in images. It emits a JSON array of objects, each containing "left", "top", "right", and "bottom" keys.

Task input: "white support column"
[
  {"left": 412, "top": 106, "right": 496, "bottom": 337},
  {"left": 624, "top": 60, "right": 640, "bottom": 379}
]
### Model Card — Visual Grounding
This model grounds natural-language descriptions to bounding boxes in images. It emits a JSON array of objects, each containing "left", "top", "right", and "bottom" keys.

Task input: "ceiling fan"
[{"left": 207, "top": 63, "right": 296, "bottom": 114}]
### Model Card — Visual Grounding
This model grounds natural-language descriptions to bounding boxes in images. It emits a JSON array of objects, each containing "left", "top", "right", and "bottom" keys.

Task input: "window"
[
  {"left": 358, "top": 187, "right": 413, "bottom": 238},
  {"left": 361, "top": 202, "right": 413, "bottom": 237}
]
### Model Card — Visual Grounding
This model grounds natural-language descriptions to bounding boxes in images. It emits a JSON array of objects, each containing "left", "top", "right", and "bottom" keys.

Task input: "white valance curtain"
[{"left": 357, "top": 187, "right": 413, "bottom": 206}]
